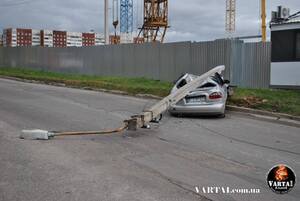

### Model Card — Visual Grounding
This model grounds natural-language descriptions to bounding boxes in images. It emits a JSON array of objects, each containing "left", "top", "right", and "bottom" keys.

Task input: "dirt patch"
[{"left": 231, "top": 96, "right": 268, "bottom": 107}]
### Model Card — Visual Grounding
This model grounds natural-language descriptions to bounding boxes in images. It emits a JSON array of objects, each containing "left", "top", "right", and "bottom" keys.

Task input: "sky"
[{"left": 0, "top": 0, "right": 299, "bottom": 42}]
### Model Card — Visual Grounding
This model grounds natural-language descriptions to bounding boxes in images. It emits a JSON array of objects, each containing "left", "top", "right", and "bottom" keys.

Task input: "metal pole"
[{"left": 104, "top": 0, "right": 109, "bottom": 44}]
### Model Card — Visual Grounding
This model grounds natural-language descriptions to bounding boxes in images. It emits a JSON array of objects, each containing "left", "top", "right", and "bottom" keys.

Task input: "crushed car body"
[{"left": 169, "top": 69, "right": 230, "bottom": 117}]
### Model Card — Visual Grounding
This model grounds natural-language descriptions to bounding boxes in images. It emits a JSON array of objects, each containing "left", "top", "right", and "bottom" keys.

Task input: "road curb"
[{"left": 226, "top": 105, "right": 300, "bottom": 122}]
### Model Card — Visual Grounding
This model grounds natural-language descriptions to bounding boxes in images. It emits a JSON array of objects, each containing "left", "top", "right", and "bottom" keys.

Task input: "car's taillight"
[{"left": 209, "top": 92, "right": 222, "bottom": 99}]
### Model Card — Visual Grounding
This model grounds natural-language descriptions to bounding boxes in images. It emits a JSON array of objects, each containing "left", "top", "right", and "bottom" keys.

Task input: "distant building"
[
  {"left": 67, "top": 32, "right": 82, "bottom": 47},
  {"left": 95, "top": 33, "right": 105, "bottom": 46},
  {"left": 17, "top": 28, "right": 32, "bottom": 47},
  {"left": 41, "top": 30, "right": 53, "bottom": 47},
  {"left": 120, "top": 34, "right": 133, "bottom": 44},
  {"left": 133, "top": 37, "right": 145, "bottom": 44},
  {"left": 82, "top": 33, "right": 95, "bottom": 46},
  {"left": 109, "top": 35, "right": 120, "bottom": 44},
  {"left": 2, "top": 29, "right": 11, "bottom": 47},
  {"left": 1, "top": 28, "right": 105, "bottom": 47},
  {"left": 32, "top": 29, "right": 41, "bottom": 46},
  {"left": 270, "top": 6, "right": 300, "bottom": 88},
  {"left": 53, "top": 30, "right": 67, "bottom": 47},
  {"left": 2, "top": 28, "right": 32, "bottom": 47}
]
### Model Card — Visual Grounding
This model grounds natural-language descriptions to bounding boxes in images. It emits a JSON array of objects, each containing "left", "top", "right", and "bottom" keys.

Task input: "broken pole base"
[{"left": 125, "top": 118, "right": 138, "bottom": 131}]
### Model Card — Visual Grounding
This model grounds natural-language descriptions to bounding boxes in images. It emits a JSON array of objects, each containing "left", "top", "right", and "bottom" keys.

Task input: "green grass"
[
  {"left": 0, "top": 67, "right": 172, "bottom": 97},
  {"left": 228, "top": 88, "right": 300, "bottom": 116},
  {"left": 0, "top": 67, "right": 299, "bottom": 116}
]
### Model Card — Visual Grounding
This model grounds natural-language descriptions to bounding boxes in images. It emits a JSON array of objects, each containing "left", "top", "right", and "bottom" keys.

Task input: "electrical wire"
[{"left": 288, "top": 11, "right": 300, "bottom": 20}]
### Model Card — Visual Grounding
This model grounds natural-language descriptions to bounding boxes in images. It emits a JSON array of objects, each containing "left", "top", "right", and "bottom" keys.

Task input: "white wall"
[{"left": 271, "top": 62, "right": 300, "bottom": 86}]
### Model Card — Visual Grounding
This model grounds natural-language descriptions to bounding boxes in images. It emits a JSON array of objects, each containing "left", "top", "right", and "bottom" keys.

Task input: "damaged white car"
[{"left": 169, "top": 71, "right": 230, "bottom": 117}]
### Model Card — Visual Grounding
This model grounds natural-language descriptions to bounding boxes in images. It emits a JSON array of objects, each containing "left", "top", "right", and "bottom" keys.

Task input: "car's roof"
[{"left": 182, "top": 73, "right": 220, "bottom": 86}]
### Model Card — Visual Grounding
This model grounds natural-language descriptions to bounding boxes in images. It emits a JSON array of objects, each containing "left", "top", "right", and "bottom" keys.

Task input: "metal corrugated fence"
[
  {"left": 0, "top": 40, "right": 271, "bottom": 88},
  {"left": 231, "top": 41, "right": 271, "bottom": 88}
]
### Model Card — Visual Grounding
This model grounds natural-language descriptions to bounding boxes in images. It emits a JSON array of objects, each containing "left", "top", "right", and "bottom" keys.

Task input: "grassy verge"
[
  {"left": 0, "top": 67, "right": 299, "bottom": 116},
  {"left": 0, "top": 67, "right": 172, "bottom": 97},
  {"left": 228, "top": 88, "right": 300, "bottom": 116}
]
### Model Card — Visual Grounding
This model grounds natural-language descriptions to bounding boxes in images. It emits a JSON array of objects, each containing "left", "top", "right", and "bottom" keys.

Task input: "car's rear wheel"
[{"left": 218, "top": 113, "right": 226, "bottom": 118}]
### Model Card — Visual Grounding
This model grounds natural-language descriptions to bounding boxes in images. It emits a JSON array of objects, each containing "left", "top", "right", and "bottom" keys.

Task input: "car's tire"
[
  {"left": 171, "top": 113, "right": 182, "bottom": 118},
  {"left": 218, "top": 113, "right": 226, "bottom": 118}
]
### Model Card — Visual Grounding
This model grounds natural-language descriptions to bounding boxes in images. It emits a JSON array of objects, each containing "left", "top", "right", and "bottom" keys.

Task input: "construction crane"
[
  {"left": 120, "top": 0, "right": 133, "bottom": 43},
  {"left": 112, "top": 0, "right": 119, "bottom": 44},
  {"left": 261, "top": 0, "right": 266, "bottom": 42},
  {"left": 137, "top": 0, "right": 169, "bottom": 43},
  {"left": 104, "top": 0, "right": 109, "bottom": 44},
  {"left": 104, "top": 0, "right": 169, "bottom": 44},
  {"left": 225, "top": 0, "right": 266, "bottom": 42},
  {"left": 225, "top": 0, "right": 236, "bottom": 37}
]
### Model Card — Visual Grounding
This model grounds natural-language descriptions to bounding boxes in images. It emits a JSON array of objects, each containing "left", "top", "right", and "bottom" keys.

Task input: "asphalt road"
[{"left": 0, "top": 78, "right": 299, "bottom": 201}]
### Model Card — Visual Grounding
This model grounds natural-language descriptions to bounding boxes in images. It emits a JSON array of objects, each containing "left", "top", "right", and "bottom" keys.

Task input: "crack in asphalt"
[
  {"left": 155, "top": 135, "right": 257, "bottom": 170},
  {"left": 125, "top": 157, "right": 213, "bottom": 201},
  {"left": 194, "top": 122, "right": 300, "bottom": 156}
]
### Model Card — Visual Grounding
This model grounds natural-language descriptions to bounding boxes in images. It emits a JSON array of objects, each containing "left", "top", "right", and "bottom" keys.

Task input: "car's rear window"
[
  {"left": 199, "top": 82, "right": 216, "bottom": 88},
  {"left": 211, "top": 73, "right": 224, "bottom": 85}
]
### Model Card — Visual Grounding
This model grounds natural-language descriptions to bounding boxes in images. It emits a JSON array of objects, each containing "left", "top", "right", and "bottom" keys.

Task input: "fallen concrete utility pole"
[
  {"left": 20, "top": 65, "right": 225, "bottom": 140},
  {"left": 125, "top": 65, "right": 225, "bottom": 130}
]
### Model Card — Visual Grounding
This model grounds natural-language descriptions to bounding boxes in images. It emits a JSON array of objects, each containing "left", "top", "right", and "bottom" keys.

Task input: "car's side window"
[{"left": 177, "top": 79, "right": 187, "bottom": 89}]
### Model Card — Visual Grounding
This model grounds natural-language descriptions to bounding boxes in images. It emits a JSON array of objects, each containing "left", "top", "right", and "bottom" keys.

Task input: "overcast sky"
[{"left": 0, "top": 0, "right": 299, "bottom": 42}]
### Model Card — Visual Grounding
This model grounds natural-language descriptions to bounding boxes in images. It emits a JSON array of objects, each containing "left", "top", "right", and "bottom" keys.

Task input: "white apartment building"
[
  {"left": 95, "top": 33, "right": 105, "bottom": 46},
  {"left": 41, "top": 30, "right": 53, "bottom": 47},
  {"left": 3, "top": 28, "right": 17, "bottom": 47},
  {"left": 67, "top": 32, "right": 82, "bottom": 47},
  {"left": 32, "top": 29, "right": 41, "bottom": 46},
  {"left": 120, "top": 33, "right": 133, "bottom": 44},
  {"left": 2, "top": 28, "right": 105, "bottom": 47},
  {"left": 11, "top": 29, "right": 17, "bottom": 47}
]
